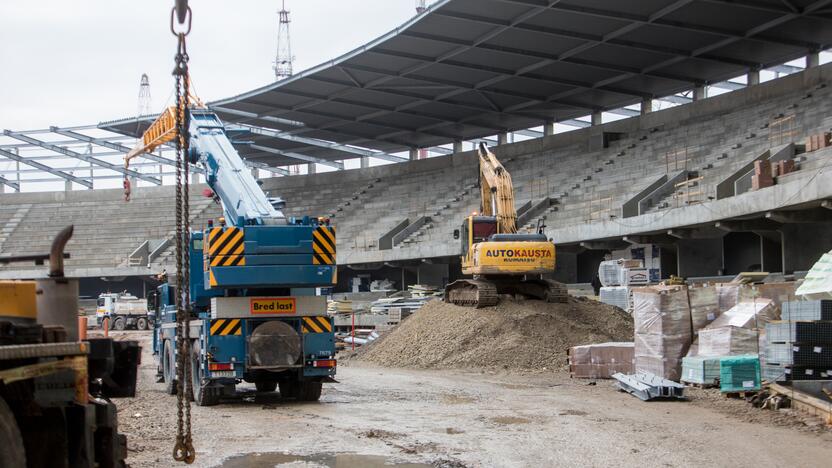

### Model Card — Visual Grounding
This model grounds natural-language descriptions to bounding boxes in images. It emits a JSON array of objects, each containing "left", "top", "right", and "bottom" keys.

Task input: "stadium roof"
[{"left": 106, "top": 0, "right": 832, "bottom": 163}]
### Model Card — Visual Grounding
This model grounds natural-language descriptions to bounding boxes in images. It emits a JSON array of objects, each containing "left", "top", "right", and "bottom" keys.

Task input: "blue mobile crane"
[{"left": 128, "top": 107, "right": 337, "bottom": 406}]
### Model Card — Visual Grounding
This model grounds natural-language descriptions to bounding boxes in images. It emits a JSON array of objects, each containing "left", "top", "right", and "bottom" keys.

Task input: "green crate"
[{"left": 719, "top": 355, "right": 761, "bottom": 392}]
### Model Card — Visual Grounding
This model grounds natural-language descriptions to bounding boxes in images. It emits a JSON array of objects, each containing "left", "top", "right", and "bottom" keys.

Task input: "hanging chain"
[{"left": 171, "top": 5, "right": 195, "bottom": 465}]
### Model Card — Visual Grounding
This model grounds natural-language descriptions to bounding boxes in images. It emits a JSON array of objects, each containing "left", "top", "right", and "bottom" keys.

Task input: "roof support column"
[
  {"left": 360, "top": 156, "right": 370, "bottom": 169},
  {"left": 543, "top": 120, "right": 554, "bottom": 137},
  {"left": 0, "top": 183, "right": 4, "bottom": 194},
  {"left": 807, "top": 50, "right": 820, "bottom": 68},
  {"left": 452, "top": 141, "right": 463, "bottom": 154},
  {"left": 693, "top": 84, "right": 707, "bottom": 101},
  {"left": 640, "top": 98, "right": 653, "bottom": 115},
  {"left": 65, "top": 179, "right": 73, "bottom": 192},
  {"left": 747, "top": 68, "right": 761, "bottom": 86},
  {"left": 498, "top": 132, "right": 509, "bottom": 146},
  {"left": 251, "top": 167, "right": 259, "bottom": 179},
  {"left": 591, "top": 111, "right": 602, "bottom": 126},
  {"left": 307, "top": 163, "right": 317, "bottom": 175}
]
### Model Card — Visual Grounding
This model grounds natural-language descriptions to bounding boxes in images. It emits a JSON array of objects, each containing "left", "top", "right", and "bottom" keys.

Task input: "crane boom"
[
  {"left": 125, "top": 106, "right": 285, "bottom": 226},
  {"left": 477, "top": 143, "right": 516, "bottom": 234}
]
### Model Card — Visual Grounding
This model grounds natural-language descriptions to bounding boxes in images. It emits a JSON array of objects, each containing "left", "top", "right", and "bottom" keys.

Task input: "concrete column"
[
  {"left": 543, "top": 120, "right": 554, "bottom": 137},
  {"left": 781, "top": 223, "right": 832, "bottom": 273},
  {"left": 807, "top": 51, "right": 820, "bottom": 68},
  {"left": 640, "top": 98, "right": 653, "bottom": 115},
  {"left": 307, "top": 163, "right": 316, "bottom": 175},
  {"left": 360, "top": 156, "right": 370, "bottom": 168},
  {"left": 452, "top": 140, "right": 463, "bottom": 154},
  {"left": 747, "top": 69, "right": 760, "bottom": 86},
  {"left": 251, "top": 167, "right": 259, "bottom": 179},
  {"left": 693, "top": 84, "right": 707, "bottom": 101},
  {"left": 591, "top": 111, "right": 602, "bottom": 126},
  {"left": 409, "top": 148, "right": 419, "bottom": 160},
  {"left": 498, "top": 132, "right": 509, "bottom": 146},
  {"left": 65, "top": 178, "right": 73, "bottom": 191},
  {"left": 0, "top": 184, "right": 4, "bottom": 194}
]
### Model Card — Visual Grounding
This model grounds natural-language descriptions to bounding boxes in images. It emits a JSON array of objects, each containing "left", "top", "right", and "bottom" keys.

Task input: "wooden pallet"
[
  {"left": 684, "top": 382, "right": 718, "bottom": 389},
  {"left": 722, "top": 390, "right": 759, "bottom": 399}
]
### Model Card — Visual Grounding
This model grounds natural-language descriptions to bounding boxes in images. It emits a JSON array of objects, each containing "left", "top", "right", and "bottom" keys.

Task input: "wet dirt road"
[{"left": 111, "top": 331, "right": 832, "bottom": 468}]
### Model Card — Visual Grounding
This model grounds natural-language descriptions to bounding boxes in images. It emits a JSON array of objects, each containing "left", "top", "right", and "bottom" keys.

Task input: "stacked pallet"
[
  {"left": 720, "top": 355, "right": 762, "bottom": 393},
  {"left": 763, "top": 300, "right": 832, "bottom": 381}
]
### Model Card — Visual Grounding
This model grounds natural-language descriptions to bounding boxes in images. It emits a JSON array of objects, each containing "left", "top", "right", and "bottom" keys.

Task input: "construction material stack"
[
  {"left": 632, "top": 286, "right": 692, "bottom": 381},
  {"left": 764, "top": 300, "right": 832, "bottom": 381}
]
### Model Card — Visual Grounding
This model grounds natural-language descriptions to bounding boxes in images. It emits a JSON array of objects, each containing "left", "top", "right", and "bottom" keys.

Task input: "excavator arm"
[{"left": 477, "top": 143, "right": 516, "bottom": 234}]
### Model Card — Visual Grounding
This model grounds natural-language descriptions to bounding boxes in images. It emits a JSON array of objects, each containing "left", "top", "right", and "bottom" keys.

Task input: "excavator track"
[
  {"left": 540, "top": 279, "right": 569, "bottom": 304},
  {"left": 444, "top": 279, "right": 499, "bottom": 308}
]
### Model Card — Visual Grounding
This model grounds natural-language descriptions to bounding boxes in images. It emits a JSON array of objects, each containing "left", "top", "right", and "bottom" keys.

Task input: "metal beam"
[
  {"left": 249, "top": 144, "right": 344, "bottom": 169},
  {"left": 231, "top": 122, "right": 407, "bottom": 163},
  {"left": 49, "top": 127, "right": 205, "bottom": 175},
  {"left": 3, "top": 130, "right": 161, "bottom": 185},
  {"left": 0, "top": 174, "right": 20, "bottom": 191},
  {"left": 0, "top": 148, "right": 92, "bottom": 189},
  {"left": 245, "top": 160, "right": 289, "bottom": 176}
]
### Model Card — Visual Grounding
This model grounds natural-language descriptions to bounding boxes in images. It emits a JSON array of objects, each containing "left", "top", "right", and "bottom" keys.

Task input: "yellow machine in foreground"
[{"left": 444, "top": 143, "right": 568, "bottom": 307}]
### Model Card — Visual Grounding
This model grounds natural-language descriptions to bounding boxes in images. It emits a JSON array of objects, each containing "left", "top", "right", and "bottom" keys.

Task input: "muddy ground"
[{"left": 108, "top": 331, "right": 832, "bottom": 468}]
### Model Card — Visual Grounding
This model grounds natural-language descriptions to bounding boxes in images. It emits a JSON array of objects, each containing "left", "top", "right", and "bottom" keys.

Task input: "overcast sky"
[{"left": 0, "top": 0, "right": 424, "bottom": 130}]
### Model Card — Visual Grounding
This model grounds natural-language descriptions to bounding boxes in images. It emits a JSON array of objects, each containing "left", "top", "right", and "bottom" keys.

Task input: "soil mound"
[{"left": 354, "top": 296, "right": 633, "bottom": 371}]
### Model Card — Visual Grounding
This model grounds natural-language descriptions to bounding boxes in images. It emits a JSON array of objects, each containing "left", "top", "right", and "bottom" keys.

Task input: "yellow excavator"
[{"left": 444, "top": 143, "right": 568, "bottom": 308}]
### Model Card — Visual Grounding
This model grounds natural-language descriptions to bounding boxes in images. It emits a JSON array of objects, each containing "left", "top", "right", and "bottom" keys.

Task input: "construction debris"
[{"left": 612, "top": 372, "right": 686, "bottom": 401}]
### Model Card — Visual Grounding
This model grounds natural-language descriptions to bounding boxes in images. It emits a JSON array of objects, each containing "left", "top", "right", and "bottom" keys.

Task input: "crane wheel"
[
  {"left": 191, "top": 342, "right": 220, "bottom": 406},
  {"left": 0, "top": 397, "right": 26, "bottom": 468},
  {"left": 163, "top": 340, "right": 177, "bottom": 395},
  {"left": 297, "top": 382, "right": 323, "bottom": 401}
]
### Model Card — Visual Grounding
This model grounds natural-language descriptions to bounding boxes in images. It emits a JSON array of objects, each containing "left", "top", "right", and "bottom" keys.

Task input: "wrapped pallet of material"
[
  {"left": 708, "top": 299, "right": 777, "bottom": 329},
  {"left": 716, "top": 283, "right": 754, "bottom": 313},
  {"left": 598, "top": 259, "right": 643, "bottom": 287},
  {"left": 696, "top": 326, "right": 759, "bottom": 356},
  {"left": 599, "top": 286, "right": 630, "bottom": 312},
  {"left": 795, "top": 250, "right": 832, "bottom": 300},
  {"left": 568, "top": 342, "right": 634, "bottom": 379},
  {"left": 681, "top": 356, "right": 721, "bottom": 386},
  {"left": 688, "top": 285, "right": 720, "bottom": 334},
  {"left": 755, "top": 282, "right": 796, "bottom": 312},
  {"left": 632, "top": 286, "right": 692, "bottom": 381}
]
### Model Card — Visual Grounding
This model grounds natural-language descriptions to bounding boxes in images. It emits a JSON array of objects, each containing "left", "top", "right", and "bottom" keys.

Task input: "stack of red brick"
[
  {"left": 771, "top": 159, "right": 796, "bottom": 178},
  {"left": 806, "top": 132, "right": 831, "bottom": 152},
  {"left": 752, "top": 160, "right": 774, "bottom": 190}
]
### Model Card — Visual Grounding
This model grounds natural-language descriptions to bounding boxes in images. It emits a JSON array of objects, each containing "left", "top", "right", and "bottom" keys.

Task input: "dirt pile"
[{"left": 354, "top": 297, "right": 633, "bottom": 371}]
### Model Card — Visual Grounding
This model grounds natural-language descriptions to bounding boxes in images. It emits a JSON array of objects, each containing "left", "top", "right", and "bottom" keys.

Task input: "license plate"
[{"left": 210, "top": 371, "right": 236, "bottom": 378}]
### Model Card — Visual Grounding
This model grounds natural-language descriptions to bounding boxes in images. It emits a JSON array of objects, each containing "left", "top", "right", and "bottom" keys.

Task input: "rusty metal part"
[{"left": 48, "top": 225, "right": 73, "bottom": 278}]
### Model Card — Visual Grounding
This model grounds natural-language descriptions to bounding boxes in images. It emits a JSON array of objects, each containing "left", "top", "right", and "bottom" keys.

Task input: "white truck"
[{"left": 96, "top": 292, "right": 152, "bottom": 330}]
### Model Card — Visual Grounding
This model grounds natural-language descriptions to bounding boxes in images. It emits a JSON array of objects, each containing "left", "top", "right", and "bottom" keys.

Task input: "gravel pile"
[{"left": 355, "top": 296, "right": 633, "bottom": 371}]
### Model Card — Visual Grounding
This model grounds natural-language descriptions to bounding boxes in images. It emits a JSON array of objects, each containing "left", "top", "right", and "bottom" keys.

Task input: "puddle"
[{"left": 220, "top": 452, "right": 432, "bottom": 468}]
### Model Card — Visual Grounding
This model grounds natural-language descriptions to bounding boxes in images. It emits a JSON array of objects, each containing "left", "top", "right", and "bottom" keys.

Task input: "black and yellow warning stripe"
[
  {"left": 209, "top": 254, "right": 246, "bottom": 267},
  {"left": 312, "top": 226, "right": 336, "bottom": 265},
  {"left": 301, "top": 316, "right": 333, "bottom": 334},
  {"left": 207, "top": 227, "right": 245, "bottom": 259},
  {"left": 209, "top": 318, "right": 242, "bottom": 336}
]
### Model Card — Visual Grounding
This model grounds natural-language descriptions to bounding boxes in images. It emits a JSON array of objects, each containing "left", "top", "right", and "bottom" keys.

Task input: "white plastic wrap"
[
  {"left": 708, "top": 299, "right": 777, "bottom": 329},
  {"left": 695, "top": 326, "right": 759, "bottom": 356},
  {"left": 688, "top": 285, "right": 720, "bottom": 333},
  {"left": 632, "top": 286, "right": 692, "bottom": 381}
]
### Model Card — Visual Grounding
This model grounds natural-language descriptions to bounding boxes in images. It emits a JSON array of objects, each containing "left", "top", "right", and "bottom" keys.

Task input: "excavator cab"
[{"left": 457, "top": 215, "right": 498, "bottom": 258}]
